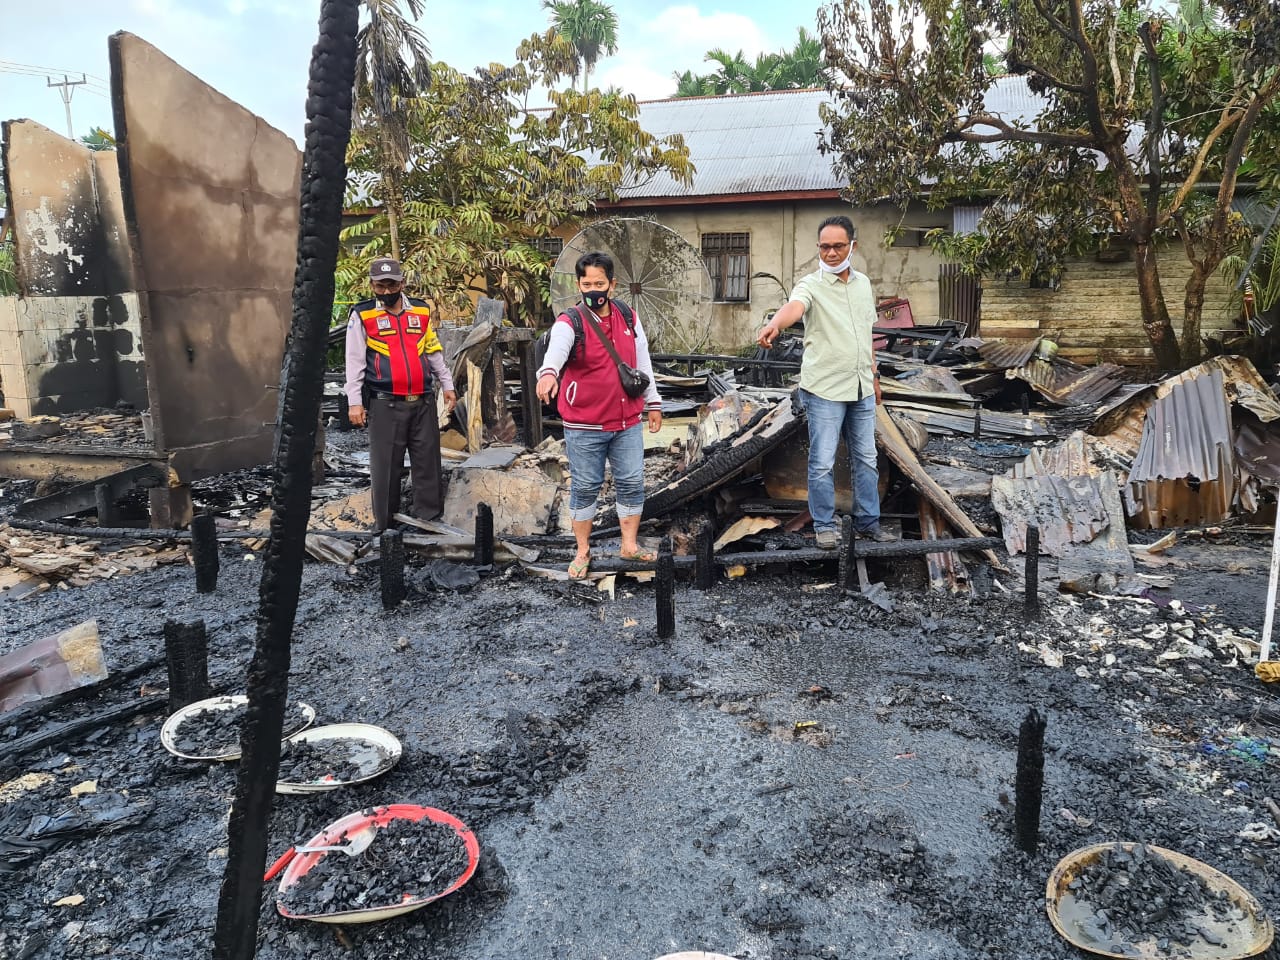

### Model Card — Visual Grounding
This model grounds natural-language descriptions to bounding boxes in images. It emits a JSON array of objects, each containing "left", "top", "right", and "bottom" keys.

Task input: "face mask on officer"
[
  {"left": 377, "top": 291, "right": 401, "bottom": 308},
  {"left": 583, "top": 290, "right": 608, "bottom": 311}
]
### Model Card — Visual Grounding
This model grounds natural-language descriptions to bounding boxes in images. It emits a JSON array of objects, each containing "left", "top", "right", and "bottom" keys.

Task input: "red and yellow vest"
[{"left": 357, "top": 296, "right": 443, "bottom": 397}]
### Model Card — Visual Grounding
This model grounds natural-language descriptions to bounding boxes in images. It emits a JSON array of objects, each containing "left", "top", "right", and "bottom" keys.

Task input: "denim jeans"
[
  {"left": 564, "top": 424, "right": 646, "bottom": 521},
  {"left": 800, "top": 389, "right": 879, "bottom": 534}
]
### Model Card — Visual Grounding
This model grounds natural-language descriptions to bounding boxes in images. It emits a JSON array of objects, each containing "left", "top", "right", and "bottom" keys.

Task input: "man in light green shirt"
[{"left": 757, "top": 215, "right": 890, "bottom": 549}]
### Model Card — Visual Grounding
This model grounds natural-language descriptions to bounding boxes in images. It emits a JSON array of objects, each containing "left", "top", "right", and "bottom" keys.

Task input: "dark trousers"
[{"left": 368, "top": 395, "right": 442, "bottom": 531}]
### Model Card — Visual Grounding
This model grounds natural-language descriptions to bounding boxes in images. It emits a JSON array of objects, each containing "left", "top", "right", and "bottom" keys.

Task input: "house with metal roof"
[{"left": 598, "top": 78, "right": 1243, "bottom": 363}]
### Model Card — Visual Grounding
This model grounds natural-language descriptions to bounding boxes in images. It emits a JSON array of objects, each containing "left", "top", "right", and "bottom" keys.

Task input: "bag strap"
[{"left": 580, "top": 307, "right": 629, "bottom": 370}]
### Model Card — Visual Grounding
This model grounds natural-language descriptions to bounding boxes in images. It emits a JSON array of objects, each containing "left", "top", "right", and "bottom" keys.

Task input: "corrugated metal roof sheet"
[
  {"left": 616, "top": 89, "right": 839, "bottom": 199},
  {"left": 1125, "top": 367, "right": 1236, "bottom": 528},
  {"left": 1091, "top": 356, "right": 1280, "bottom": 458},
  {"left": 978, "top": 338, "right": 1040, "bottom": 369},
  {"left": 617, "top": 76, "right": 1040, "bottom": 201},
  {"left": 1006, "top": 358, "right": 1127, "bottom": 406}
]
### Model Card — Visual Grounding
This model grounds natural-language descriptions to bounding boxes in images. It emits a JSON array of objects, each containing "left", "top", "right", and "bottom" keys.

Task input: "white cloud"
[{"left": 595, "top": 4, "right": 778, "bottom": 100}]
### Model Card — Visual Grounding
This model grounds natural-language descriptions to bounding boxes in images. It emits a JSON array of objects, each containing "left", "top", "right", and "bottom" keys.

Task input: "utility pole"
[{"left": 46, "top": 74, "right": 87, "bottom": 139}]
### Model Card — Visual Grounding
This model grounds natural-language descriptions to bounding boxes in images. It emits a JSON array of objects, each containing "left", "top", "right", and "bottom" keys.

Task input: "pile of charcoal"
[
  {"left": 278, "top": 816, "right": 470, "bottom": 915},
  {"left": 276, "top": 737, "right": 389, "bottom": 785},
  {"left": 1066, "top": 843, "right": 1248, "bottom": 955},
  {"left": 172, "top": 700, "right": 311, "bottom": 756}
]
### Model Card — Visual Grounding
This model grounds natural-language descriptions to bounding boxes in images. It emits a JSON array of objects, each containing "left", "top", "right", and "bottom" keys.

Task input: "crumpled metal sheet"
[
  {"left": 991, "top": 473, "right": 1112, "bottom": 554},
  {"left": 993, "top": 432, "right": 1135, "bottom": 586},
  {"left": 1236, "top": 412, "right": 1280, "bottom": 483},
  {"left": 1005, "top": 358, "right": 1127, "bottom": 406},
  {"left": 1091, "top": 356, "right": 1280, "bottom": 458},
  {"left": 1126, "top": 367, "right": 1237, "bottom": 528},
  {"left": 978, "top": 339, "right": 1040, "bottom": 369}
]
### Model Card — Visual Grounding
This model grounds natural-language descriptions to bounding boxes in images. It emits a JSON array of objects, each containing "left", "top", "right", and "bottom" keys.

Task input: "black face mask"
[
  {"left": 376, "top": 291, "right": 401, "bottom": 308},
  {"left": 582, "top": 290, "right": 609, "bottom": 311}
]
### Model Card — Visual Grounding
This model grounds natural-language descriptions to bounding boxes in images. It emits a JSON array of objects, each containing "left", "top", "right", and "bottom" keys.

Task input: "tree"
[
  {"left": 543, "top": 0, "right": 619, "bottom": 93},
  {"left": 816, "top": 0, "right": 1280, "bottom": 368},
  {"left": 339, "top": 30, "right": 693, "bottom": 325},
  {"left": 80, "top": 127, "right": 116, "bottom": 150},
  {"left": 352, "top": 0, "right": 432, "bottom": 261},
  {"left": 673, "top": 28, "right": 827, "bottom": 96},
  {"left": 0, "top": 184, "right": 15, "bottom": 296}
]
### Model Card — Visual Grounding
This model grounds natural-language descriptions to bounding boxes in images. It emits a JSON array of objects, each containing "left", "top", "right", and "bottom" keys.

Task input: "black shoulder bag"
[{"left": 581, "top": 307, "right": 651, "bottom": 398}]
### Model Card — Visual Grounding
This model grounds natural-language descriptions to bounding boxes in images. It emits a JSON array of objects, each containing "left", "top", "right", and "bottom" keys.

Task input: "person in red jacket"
[
  {"left": 345, "top": 257, "right": 458, "bottom": 532},
  {"left": 535, "top": 251, "right": 663, "bottom": 579}
]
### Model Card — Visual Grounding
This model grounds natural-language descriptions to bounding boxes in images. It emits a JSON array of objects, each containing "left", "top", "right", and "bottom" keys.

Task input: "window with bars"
[
  {"left": 532, "top": 236, "right": 564, "bottom": 258},
  {"left": 701, "top": 232, "right": 750, "bottom": 302}
]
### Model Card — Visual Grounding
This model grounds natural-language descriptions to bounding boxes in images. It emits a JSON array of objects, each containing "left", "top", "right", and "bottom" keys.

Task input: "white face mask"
[{"left": 820, "top": 256, "right": 852, "bottom": 274}]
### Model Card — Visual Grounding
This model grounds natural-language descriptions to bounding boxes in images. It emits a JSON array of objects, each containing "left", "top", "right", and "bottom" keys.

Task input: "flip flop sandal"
[
  {"left": 568, "top": 556, "right": 592, "bottom": 580},
  {"left": 619, "top": 547, "right": 657, "bottom": 562}
]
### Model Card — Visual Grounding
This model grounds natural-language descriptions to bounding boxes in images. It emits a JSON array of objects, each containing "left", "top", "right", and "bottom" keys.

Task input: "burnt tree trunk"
[
  {"left": 1134, "top": 240, "right": 1182, "bottom": 370},
  {"left": 211, "top": 4, "right": 359, "bottom": 959}
]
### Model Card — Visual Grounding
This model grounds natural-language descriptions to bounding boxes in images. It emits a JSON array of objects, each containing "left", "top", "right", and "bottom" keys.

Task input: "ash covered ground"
[{"left": 3, "top": 483, "right": 1280, "bottom": 958}]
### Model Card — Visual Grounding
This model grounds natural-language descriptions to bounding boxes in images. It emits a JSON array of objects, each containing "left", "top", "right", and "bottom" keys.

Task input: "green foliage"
[
  {"left": 80, "top": 127, "right": 116, "bottom": 151},
  {"left": 339, "top": 30, "right": 693, "bottom": 325},
  {"left": 817, "top": 0, "right": 1280, "bottom": 367},
  {"left": 353, "top": 0, "right": 433, "bottom": 260},
  {"left": 543, "top": 0, "right": 619, "bottom": 92},
  {"left": 0, "top": 184, "right": 14, "bottom": 295},
  {"left": 673, "top": 28, "right": 826, "bottom": 96},
  {"left": 1220, "top": 194, "right": 1280, "bottom": 313}
]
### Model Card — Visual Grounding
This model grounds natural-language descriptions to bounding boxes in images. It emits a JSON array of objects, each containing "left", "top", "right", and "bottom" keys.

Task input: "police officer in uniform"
[{"left": 344, "top": 257, "right": 458, "bottom": 532}]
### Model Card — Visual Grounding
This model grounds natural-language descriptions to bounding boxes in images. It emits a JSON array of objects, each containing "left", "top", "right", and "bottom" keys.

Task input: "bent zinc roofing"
[{"left": 612, "top": 77, "right": 1042, "bottom": 204}]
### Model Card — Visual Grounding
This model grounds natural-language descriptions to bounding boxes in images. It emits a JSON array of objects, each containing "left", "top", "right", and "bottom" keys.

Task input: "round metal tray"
[
  {"left": 159, "top": 694, "right": 315, "bottom": 761},
  {"left": 275, "top": 723, "right": 402, "bottom": 794},
  {"left": 1046, "top": 842, "right": 1274, "bottom": 959}
]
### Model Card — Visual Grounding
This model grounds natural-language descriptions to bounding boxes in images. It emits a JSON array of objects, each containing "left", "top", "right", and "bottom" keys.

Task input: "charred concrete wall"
[
  {"left": 0, "top": 121, "right": 142, "bottom": 416},
  {"left": 1, "top": 120, "right": 135, "bottom": 297},
  {"left": 0, "top": 293, "right": 145, "bottom": 417},
  {"left": 109, "top": 32, "right": 301, "bottom": 473}
]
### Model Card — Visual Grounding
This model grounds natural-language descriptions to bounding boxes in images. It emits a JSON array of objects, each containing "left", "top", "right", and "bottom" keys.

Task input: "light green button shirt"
[{"left": 789, "top": 268, "right": 877, "bottom": 402}]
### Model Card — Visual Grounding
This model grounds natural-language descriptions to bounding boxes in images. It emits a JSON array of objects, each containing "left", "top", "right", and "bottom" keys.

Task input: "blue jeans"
[
  {"left": 800, "top": 389, "right": 879, "bottom": 534},
  {"left": 564, "top": 424, "right": 645, "bottom": 521}
]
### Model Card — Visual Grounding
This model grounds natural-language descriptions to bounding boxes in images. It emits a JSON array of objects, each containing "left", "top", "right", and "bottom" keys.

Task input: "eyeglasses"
[{"left": 817, "top": 243, "right": 850, "bottom": 253}]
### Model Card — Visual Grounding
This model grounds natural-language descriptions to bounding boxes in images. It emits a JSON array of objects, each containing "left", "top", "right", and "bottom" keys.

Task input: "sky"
[{"left": 0, "top": 0, "right": 818, "bottom": 148}]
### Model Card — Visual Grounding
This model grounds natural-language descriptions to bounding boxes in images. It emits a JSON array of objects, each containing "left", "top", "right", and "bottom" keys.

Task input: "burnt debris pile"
[
  {"left": 278, "top": 817, "right": 470, "bottom": 916},
  {"left": 170, "top": 701, "right": 311, "bottom": 758}
]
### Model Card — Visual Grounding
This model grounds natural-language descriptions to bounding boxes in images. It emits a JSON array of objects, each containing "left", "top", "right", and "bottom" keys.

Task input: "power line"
[{"left": 0, "top": 59, "right": 109, "bottom": 89}]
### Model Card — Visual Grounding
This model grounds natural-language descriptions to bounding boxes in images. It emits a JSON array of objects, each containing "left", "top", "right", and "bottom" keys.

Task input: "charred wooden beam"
[
  {"left": 164, "top": 619, "right": 211, "bottom": 712},
  {"left": 656, "top": 537, "right": 676, "bottom": 639},
  {"left": 12, "top": 462, "right": 165, "bottom": 521},
  {"left": 380, "top": 529, "right": 407, "bottom": 608},
  {"left": 474, "top": 502, "right": 494, "bottom": 567}
]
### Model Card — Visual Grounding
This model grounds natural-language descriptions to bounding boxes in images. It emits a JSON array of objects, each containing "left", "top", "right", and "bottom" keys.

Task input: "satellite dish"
[{"left": 551, "top": 218, "right": 714, "bottom": 354}]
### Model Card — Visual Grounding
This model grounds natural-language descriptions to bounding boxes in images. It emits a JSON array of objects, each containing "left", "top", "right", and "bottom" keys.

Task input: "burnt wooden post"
[
  {"left": 518, "top": 339, "right": 543, "bottom": 448},
  {"left": 94, "top": 483, "right": 116, "bottom": 527},
  {"left": 972, "top": 403, "right": 983, "bottom": 440},
  {"left": 191, "top": 513, "right": 220, "bottom": 593},
  {"left": 381, "top": 529, "right": 406, "bottom": 607},
  {"left": 1024, "top": 525, "right": 1041, "bottom": 620},
  {"left": 656, "top": 537, "right": 676, "bottom": 639},
  {"left": 164, "top": 619, "right": 210, "bottom": 713},
  {"left": 1021, "top": 387, "right": 1030, "bottom": 416},
  {"left": 474, "top": 502, "right": 494, "bottom": 566},
  {"left": 336, "top": 392, "right": 350, "bottom": 431},
  {"left": 212, "top": 4, "right": 359, "bottom": 957},
  {"left": 694, "top": 521, "right": 715, "bottom": 590},
  {"left": 1015, "top": 708, "right": 1047, "bottom": 855}
]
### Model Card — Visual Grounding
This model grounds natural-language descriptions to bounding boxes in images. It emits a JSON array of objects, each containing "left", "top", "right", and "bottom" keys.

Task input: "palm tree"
[
  {"left": 543, "top": 0, "right": 619, "bottom": 93},
  {"left": 353, "top": 0, "right": 432, "bottom": 261},
  {"left": 673, "top": 29, "right": 829, "bottom": 97}
]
